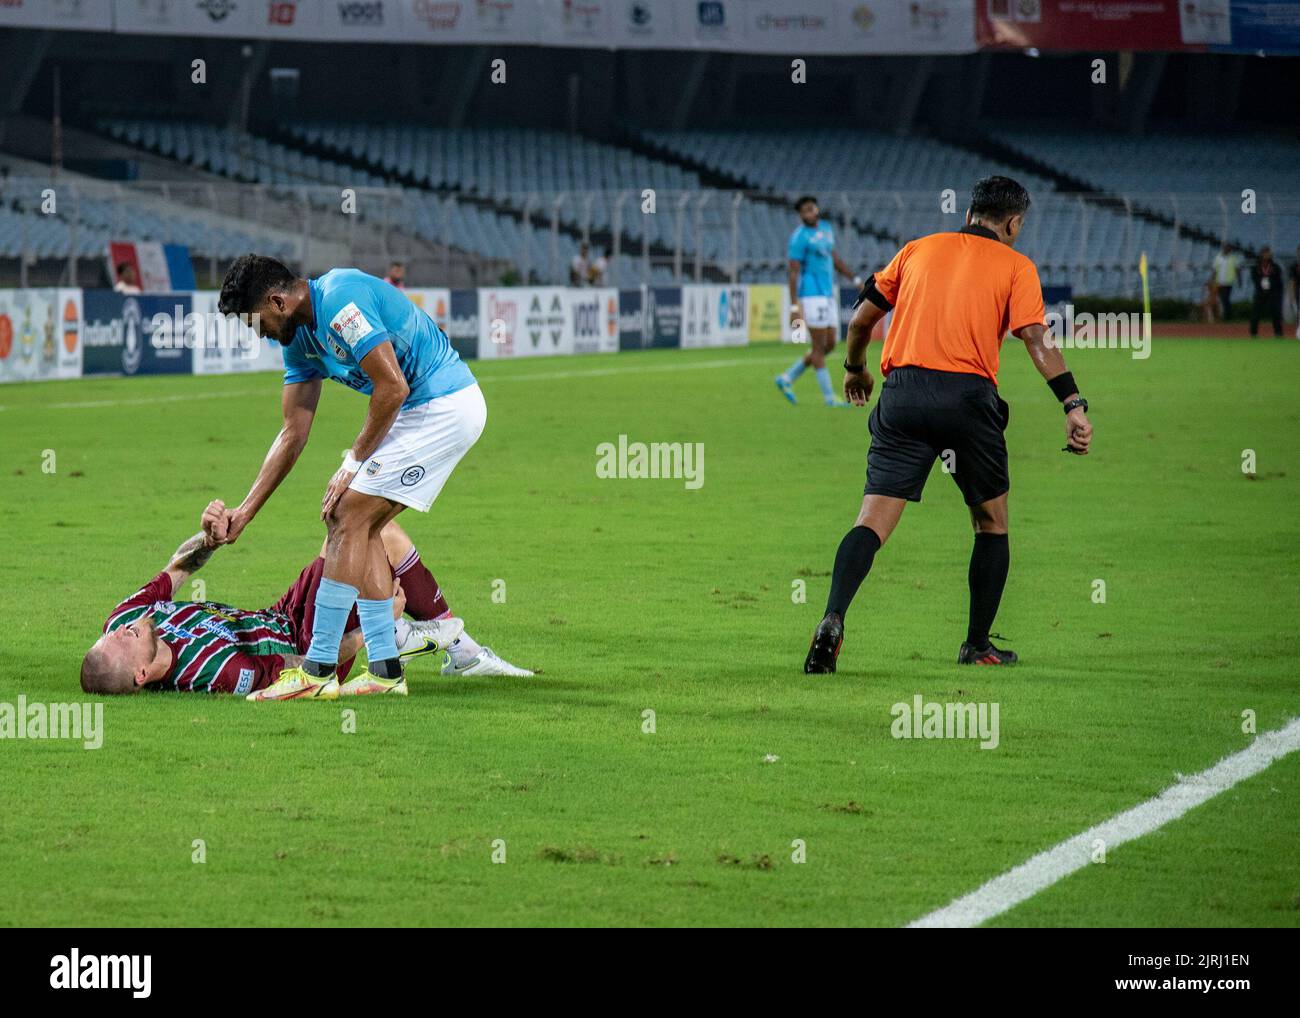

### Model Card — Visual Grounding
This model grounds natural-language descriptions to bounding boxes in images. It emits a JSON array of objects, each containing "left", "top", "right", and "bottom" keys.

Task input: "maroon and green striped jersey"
[{"left": 105, "top": 573, "right": 296, "bottom": 695}]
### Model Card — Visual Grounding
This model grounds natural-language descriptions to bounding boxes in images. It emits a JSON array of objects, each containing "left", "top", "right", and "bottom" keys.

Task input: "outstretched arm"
[
  {"left": 223, "top": 379, "right": 322, "bottom": 544},
  {"left": 168, "top": 498, "right": 243, "bottom": 590}
]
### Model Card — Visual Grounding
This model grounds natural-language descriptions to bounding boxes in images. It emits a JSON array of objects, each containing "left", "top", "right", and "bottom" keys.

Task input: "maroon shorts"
[{"left": 270, "top": 558, "right": 360, "bottom": 679}]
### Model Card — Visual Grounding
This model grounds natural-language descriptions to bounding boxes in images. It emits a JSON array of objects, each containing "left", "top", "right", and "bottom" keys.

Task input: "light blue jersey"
[
  {"left": 282, "top": 268, "right": 474, "bottom": 409},
  {"left": 787, "top": 222, "right": 836, "bottom": 299}
]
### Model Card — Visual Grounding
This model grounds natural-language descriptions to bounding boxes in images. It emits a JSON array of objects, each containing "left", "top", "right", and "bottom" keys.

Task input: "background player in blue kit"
[
  {"left": 212, "top": 257, "right": 502, "bottom": 699},
  {"left": 776, "top": 195, "right": 863, "bottom": 407}
]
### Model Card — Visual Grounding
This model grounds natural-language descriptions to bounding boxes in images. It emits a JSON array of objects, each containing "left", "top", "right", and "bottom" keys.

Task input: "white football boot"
[
  {"left": 397, "top": 617, "right": 466, "bottom": 663},
  {"left": 441, "top": 647, "right": 535, "bottom": 677}
]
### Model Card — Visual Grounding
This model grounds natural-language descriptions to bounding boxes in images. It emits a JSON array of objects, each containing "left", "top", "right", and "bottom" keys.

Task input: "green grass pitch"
[{"left": 0, "top": 338, "right": 1296, "bottom": 927}]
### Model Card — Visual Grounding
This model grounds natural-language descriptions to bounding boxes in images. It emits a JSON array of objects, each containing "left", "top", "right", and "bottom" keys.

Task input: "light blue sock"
[
  {"left": 815, "top": 366, "right": 834, "bottom": 402},
  {"left": 357, "top": 597, "right": 399, "bottom": 664},
  {"left": 306, "top": 578, "right": 358, "bottom": 665},
  {"left": 782, "top": 359, "right": 807, "bottom": 384}
]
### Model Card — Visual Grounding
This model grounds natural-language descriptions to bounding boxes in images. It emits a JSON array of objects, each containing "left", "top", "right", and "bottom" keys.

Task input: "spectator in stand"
[
  {"left": 384, "top": 261, "right": 406, "bottom": 289},
  {"left": 1211, "top": 243, "right": 1241, "bottom": 320},
  {"left": 570, "top": 243, "right": 591, "bottom": 287},
  {"left": 113, "top": 262, "right": 142, "bottom": 295},
  {"left": 588, "top": 248, "right": 608, "bottom": 286},
  {"left": 1249, "top": 247, "right": 1284, "bottom": 338}
]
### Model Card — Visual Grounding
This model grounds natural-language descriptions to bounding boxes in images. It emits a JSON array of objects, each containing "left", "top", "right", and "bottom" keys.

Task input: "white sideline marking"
[
  {"left": 46, "top": 390, "right": 262, "bottom": 410},
  {"left": 907, "top": 718, "right": 1300, "bottom": 929},
  {"left": 4, "top": 353, "right": 790, "bottom": 411}
]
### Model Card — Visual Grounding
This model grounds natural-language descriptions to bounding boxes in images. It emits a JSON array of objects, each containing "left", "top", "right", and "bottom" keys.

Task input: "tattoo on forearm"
[{"left": 170, "top": 532, "right": 216, "bottom": 574}]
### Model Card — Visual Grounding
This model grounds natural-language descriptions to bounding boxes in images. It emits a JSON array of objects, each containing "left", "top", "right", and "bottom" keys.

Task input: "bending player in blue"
[
  {"left": 213, "top": 257, "right": 528, "bottom": 700},
  {"left": 775, "top": 195, "right": 863, "bottom": 407}
]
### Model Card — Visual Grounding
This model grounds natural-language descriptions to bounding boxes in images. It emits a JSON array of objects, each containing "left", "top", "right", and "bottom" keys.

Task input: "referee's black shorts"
[{"left": 864, "top": 366, "right": 1010, "bottom": 507}]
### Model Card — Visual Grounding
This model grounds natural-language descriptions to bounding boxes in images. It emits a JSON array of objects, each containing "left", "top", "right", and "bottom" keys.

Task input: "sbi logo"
[{"left": 400, "top": 465, "right": 426, "bottom": 487}]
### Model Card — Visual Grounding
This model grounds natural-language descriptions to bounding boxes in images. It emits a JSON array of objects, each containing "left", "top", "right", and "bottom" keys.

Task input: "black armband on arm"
[
  {"left": 852, "top": 274, "right": 894, "bottom": 312},
  {"left": 1047, "top": 371, "right": 1078, "bottom": 402}
]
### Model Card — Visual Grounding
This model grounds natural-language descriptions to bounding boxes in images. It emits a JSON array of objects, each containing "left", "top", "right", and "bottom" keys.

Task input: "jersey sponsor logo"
[
  {"left": 400, "top": 465, "right": 426, "bottom": 487},
  {"left": 197, "top": 619, "right": 239, "bottom": 643},
  {"left": 234, "top": 668, "right": 255, "bottom": 696},
  {"left": 330, "top": 302, "right": 375, "bottom": 348},
  {"left": 159, "top": 620, "right": 201, "bottom": 641}
]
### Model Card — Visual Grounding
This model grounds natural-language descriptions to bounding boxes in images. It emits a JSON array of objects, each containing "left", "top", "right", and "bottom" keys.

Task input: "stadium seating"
[
  {"left": 0, "top": 152, "right": 301, "bottom": 264},
  {"left": 72, "top": 118, "right": 1289, "bottom": 299},
  {"left": 640, "top": 127, "right": 1227, "bottom": 298},
  {"left": 987, "top": 125, "right": 1300, "bottom": 256}
]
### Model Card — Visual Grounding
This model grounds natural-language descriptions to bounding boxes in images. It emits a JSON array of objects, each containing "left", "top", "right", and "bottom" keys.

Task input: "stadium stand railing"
[{"left": 11, "top": 119, "right": 1294, "bottom": 299}]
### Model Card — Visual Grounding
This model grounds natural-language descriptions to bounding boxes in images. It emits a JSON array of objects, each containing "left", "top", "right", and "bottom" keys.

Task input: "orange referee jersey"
[{"left": 872, "top": 224, "right": 1045, "bottom": 385}]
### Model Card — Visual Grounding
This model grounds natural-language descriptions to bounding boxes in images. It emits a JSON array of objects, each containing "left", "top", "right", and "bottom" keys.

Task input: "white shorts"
[
  {"left": 799, "top": 296, "right": 840, "bottom": 332},
  {"left": 349, "top": 383, "right": 486, "bottom": 512}
]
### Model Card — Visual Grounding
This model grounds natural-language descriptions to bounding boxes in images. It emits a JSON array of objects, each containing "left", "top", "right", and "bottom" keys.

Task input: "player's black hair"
[
  {"left": 218, "top": 254, "right": 298, "bottom": 315},
  {"left": 969, "top": 176, "right": 1031, "bottom": 223},
  {"left": 794, "top": 195, "right": 818, "bottom": 211}
]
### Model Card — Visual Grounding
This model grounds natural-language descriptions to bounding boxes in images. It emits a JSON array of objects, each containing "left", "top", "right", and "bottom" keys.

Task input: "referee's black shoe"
[
  {"left": 804, "top": 612, "right": 844, "bottom": 673},
  {"left": 957, "top": 639, "right": 1018, "bottom": 665}
]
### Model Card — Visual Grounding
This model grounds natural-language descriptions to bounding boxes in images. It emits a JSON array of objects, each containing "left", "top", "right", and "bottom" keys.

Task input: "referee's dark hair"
[
  {"left": 218, "top": 254, "right": 297, "bottom": 316},
  {"left": 794, "top": 195, "right": 818, "bottom": 212},
  {"left": 969, "top": 176, "right": 1031, "bottom": 223}
]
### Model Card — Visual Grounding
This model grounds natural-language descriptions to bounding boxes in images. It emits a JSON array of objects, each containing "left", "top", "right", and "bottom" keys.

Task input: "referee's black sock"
[
  {"left": 967, "top": 532, "right": 1009, "bottom": 647},
  {"left": 825, "top": 525, "right": 882, "bottom": 618}
]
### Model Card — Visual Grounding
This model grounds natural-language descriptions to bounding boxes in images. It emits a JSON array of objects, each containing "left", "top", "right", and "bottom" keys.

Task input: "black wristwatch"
[
  {"left": 1063, "top": 397, "right": 1088, "bottom": 415},
  {"left": 843, "top": 358, "right": 866, "bottom": 374}
]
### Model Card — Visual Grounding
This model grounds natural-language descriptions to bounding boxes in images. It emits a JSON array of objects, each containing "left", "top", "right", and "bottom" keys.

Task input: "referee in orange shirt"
[{"left": 804, "top": 177, "right": 1093, "bottom": 673}]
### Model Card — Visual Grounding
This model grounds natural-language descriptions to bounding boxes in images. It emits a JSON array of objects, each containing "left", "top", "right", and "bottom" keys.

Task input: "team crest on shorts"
[
  {"left": 400, "top": 466, "right": 426, "bottom": 486},
  {"left": 366, "top": 460, "right": 381, "bottom": 477}
]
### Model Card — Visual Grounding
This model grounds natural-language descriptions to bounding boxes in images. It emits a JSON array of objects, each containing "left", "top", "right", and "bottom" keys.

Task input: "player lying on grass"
[
  {"left": 213, "top": 255, "right": 487, "bottom": 700},
  {"left": 79, "top": 503, "right": 532, "bottom": 699}
]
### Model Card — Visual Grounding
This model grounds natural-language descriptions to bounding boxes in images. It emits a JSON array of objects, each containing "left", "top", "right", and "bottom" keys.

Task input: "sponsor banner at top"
[
  {"left": 19, "top": 0, "right": 1293, "bottom": 55},
  {"left": 735, "top": 1, "right": 976, "bottom": 55},
  {"left": 0, "top": 0, "right": 113, "bottom": 30},
  {"left": 399, "top": 0, "right": 540, "bottom": 43},
  {"left": 112, "top": 0, "right": 256, "bottom": 37},
  {"left": 976, "top": 0, "right": 1232, "bottom": 51},
  {"left": 5, "top": 0, "right": 980, "bottom": 52}
]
